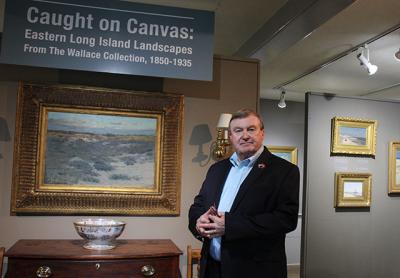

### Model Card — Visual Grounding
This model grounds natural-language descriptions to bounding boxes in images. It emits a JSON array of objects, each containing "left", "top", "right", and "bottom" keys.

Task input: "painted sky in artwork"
[
  {"left": 343, "top": 181, "right": 363, "bottom": 197},
  {"left": 47, "top": 112, "right": 157, "bottom": 136},
  {"left": 273, "top": 152, "right": 291, "bottom": 162},
  {"left": 340, "top": 126, "right": 366, "bottom": 138}
]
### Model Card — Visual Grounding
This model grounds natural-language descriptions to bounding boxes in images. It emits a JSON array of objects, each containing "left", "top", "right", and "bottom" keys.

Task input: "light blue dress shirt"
[{"left": 209, "top": 146, "right": 264, "bottom": 261}]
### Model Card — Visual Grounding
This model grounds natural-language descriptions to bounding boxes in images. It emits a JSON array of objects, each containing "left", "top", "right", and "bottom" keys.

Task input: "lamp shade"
[{"left": 217, "top": 113, "right": 232, "bottom": 128}]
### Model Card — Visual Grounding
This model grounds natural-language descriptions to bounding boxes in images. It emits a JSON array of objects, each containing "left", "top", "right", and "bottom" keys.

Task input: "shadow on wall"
[
  {"left": 0, "top": 117, "right": 11, "bottom": 159},
  {"left": 189, "top": 124, "right": 212, "bottom": 167}
]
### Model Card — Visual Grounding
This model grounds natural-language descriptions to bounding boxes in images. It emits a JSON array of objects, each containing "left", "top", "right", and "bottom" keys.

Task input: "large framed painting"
[
  {"left": 331, "top": 117, "right": 377, "bottom": 157},
  {"left": 334, "top": 172, "right": 372, "bottom": 208},
  {"left": 268, "top": 146, "right": 298, "bottom": 165},
  {"left": 388, "top": 141, "right": 400, "bottom": 194},
  {"left": 11, "top": 82, "right": 183, "bottom": 215}
]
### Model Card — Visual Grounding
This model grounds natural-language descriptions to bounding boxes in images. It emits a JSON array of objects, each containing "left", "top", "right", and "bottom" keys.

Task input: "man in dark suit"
[{"left": 188, "top": 108, "right": 300, "bottom": 278}]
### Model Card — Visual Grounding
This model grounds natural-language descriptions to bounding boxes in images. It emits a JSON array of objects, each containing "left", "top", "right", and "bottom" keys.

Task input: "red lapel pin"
[{"left": 257, "top": 163, "right": 266, "bottom": 169}]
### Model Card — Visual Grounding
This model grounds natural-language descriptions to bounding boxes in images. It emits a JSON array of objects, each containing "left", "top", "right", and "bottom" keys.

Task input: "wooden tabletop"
[{"left": 6, "top": 239, "right": 182, "bottom": 260}]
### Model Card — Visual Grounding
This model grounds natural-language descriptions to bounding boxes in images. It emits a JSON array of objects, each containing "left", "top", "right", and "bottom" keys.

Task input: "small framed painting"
[
  {"left": 268, "top": 146, "right": 298, "bottom": 165},
  {"left": 334, "top": 172, "right": 372, "bottom": 208},
  {"left": 331, "top": 117, "right": 377, "bottom": 157},
  {"left": 388, "top": 142, "right": 400, "bottom": 194}
]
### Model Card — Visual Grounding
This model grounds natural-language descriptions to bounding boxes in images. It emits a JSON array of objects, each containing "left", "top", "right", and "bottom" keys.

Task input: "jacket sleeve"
[
  {"left": 188, "top": 165, "right": 216, "bottom": 241},
  {"left": 224, "top": 164, "right": 300, "bottom": 241}
]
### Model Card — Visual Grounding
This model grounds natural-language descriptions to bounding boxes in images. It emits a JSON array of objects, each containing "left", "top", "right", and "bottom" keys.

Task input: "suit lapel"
[{"left": 230, "top": 148, "right": 271, "bottom": 212}]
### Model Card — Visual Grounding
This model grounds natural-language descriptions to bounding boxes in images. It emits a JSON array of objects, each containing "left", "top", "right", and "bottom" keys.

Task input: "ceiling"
[
  {"left": 129, "top": 0, "right": 400, "bottom": 102},
  {"left": 1, "top": 0, "right": 399, "bottom": 102}
]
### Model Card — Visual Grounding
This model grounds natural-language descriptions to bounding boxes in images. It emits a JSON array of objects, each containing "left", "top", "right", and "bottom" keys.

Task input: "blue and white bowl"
[{"left": 74, "top": 218, "right": 126, "bottom": 250}]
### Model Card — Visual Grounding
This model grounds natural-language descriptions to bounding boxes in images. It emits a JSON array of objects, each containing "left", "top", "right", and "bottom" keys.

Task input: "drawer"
[{"left": 6, "top": 257, "right": 180, "bottom": 278}]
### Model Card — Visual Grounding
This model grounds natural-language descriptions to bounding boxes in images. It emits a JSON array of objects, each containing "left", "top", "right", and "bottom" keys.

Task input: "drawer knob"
[
  {"left": 95, "top": 263, "right": 101, "bottom": 270},
  {"left": 141, "top": 265, "right": 156, "bottom": 276},
  {"left": 36, "top": 266, "right": 52, "bottom": 277}
]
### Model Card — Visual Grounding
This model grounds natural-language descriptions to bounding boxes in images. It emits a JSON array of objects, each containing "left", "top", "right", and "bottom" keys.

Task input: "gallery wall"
[
  {"left": 260, "top": 99, "right": 305, "bottom": 265},
  {"left": 0, "top": 56, "right": 259, "bottom": 277},
  {"left": 303, "top": 93, "right": 400, "bottom": 278}
]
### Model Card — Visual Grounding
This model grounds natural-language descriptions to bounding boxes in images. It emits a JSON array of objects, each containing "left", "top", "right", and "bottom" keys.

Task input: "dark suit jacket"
[{"left": 188, "top": 147, "right": 300, "bottom": 278}]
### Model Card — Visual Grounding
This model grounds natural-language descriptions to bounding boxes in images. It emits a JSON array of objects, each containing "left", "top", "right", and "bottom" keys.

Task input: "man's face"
[{"left": 229, "top": 115, "right": 265, "bottom": 160}]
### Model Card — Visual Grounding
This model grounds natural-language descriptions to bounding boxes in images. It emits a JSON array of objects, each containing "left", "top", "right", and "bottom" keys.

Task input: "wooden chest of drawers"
[{"left": 5, "top": 239, "right": 182, "bottom": 278}]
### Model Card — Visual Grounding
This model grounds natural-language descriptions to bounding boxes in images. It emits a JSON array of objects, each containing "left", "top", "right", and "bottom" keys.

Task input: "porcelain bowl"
[{"left": 73, "top": 218, "right": 125, "bottom": 250}]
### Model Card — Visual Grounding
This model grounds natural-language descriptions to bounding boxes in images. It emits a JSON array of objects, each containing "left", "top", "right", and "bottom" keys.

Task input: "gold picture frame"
[
  {"left": 334, "top": 172, "right": 372, "bottom": 208},
  {"left": 388, "top": 141, "right": 400, "bottom": 194},
  {"left": 11, "top": 82, "right": 183, "bottom": 215},
  {"left": 268, "top": 146, "right": 298, "bottom": 165},
  {"left": 331, "top": 117, "right": 377, "bottom": 157}
]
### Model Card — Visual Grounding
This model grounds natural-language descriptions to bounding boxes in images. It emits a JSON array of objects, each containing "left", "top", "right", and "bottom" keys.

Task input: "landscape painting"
[
  {"left": 41, "top": 109, "right": 159, "bottom": 190},
  {"left": 11, "top": 82, "right": 183, "bottom": 215},
  {"left": 343, "top": 181, "right": 363, "bottom": 198},
  {"left": 388, "top": 142, "right": 400, "bottom": 194},
  {"left": 268, "top": 146, "right": 298, "bottom": 165},
  {"left": 273, "top": 151, "right": 292, "bottom": 162},
  {"left": 335, "top": 172, "right": 371, "bottom": 208},
  {"left": 339, "top": 126, "right": 367, "bottom": 146},
  {"left": 331, "top": 117, "right": 377, "bottom": 157}
]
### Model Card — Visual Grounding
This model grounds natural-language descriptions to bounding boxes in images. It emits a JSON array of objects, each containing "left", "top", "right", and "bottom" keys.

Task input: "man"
[{"left": 188, "top": 108, "right": 300, "bottom": 278}]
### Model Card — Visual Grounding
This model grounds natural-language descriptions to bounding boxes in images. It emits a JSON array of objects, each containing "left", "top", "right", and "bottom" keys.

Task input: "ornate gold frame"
[
  {"left": 334, "top": 172, "right": 372, "bottom": 208},
  {"left": 268, "top": 146, "right": 298, "bottom": 165},
  {"left": 11, "top": 82, "right": 183, "bottom": 215},
  {"left": 388, "top": 141, "right": 400, "bottom": 194},
  {"left": 331, "top": 117, "right": 377, "bottom": 157}
]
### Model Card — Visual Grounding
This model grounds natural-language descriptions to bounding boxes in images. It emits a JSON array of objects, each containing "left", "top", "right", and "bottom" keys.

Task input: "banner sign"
[{"left": 0, "top": 0, "right": 214, "bottom": 80}]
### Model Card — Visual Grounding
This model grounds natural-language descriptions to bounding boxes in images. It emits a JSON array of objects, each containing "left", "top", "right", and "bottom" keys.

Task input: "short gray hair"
[{"left": 229, "top": 108, "right": 264, "bottom": 130}]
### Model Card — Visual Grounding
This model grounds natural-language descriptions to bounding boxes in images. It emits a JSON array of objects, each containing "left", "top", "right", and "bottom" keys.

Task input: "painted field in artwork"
[
  {"left": 43, "top": 111, "right": 157, "bottom": 188},
  {"left": 396, "top": 149, "right": 400, "bottom": 185},
  {"left": 339, "top": 126, "right": 367, "bottom": 146},
  {"left": 343, "top": 181, "right": 363, "bottom": 198}
]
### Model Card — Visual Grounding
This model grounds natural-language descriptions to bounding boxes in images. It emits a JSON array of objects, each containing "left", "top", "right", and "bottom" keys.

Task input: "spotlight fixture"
[
  {"left": 278, "top": 90, "right": 286, "bottom": 108},
  {"left": 394, "top": 48, "right": 400, "bottom": 61},
  {"left": 357, "top": 45, "right": 378, "bottom": 75}
]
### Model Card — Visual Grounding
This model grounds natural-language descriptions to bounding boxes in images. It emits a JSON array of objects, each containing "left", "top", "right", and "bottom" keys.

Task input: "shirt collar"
[{"left": 230, "top": 146, "right": 264, "bottom": 167}]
